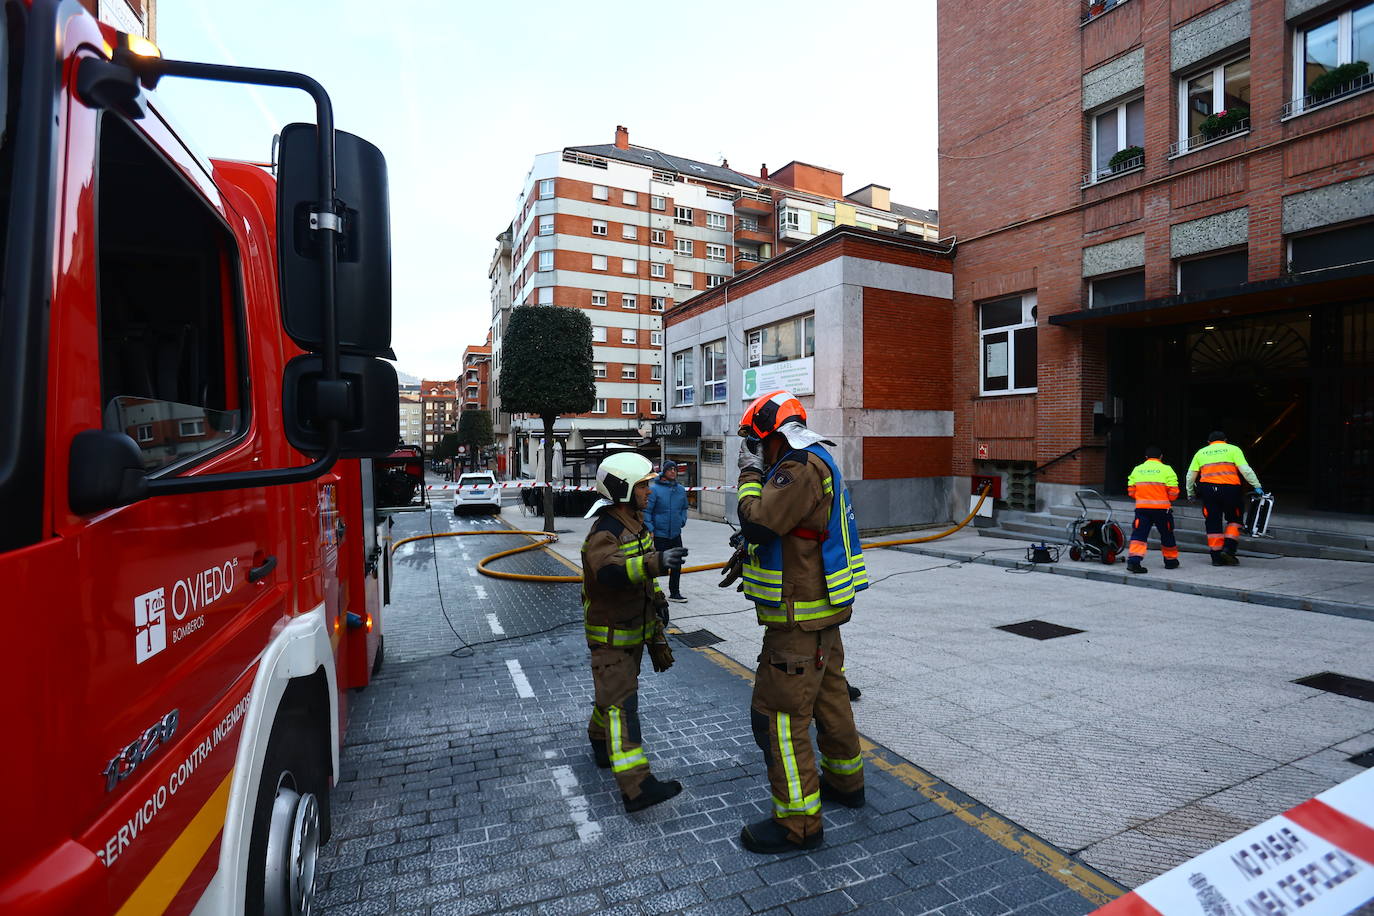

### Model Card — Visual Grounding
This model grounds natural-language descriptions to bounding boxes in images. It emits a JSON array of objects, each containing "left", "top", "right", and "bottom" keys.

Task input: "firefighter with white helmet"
[
  {"left": 734, "top": 391, "right": 868, "bottom": 853},
  {"left": 580, "top": 451, "right": 689, "bottom": 811}
]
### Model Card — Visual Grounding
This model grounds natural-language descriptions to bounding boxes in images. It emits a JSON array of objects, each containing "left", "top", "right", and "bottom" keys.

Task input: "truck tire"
[
  {"left": 246, "top": 709, "right": 330, "bottom": 916},
  {"left": 372, "top": 635, "right": 385, "bottom": 677}
]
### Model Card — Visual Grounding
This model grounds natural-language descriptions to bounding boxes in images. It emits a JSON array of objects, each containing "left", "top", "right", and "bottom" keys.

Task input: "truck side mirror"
[
  {"left": 69, "top": 430, "right": 149, "bottom": 514},
  {"left": 283, "top": 354, "right": 399, "bottom": 458},
  {"left": 277, "top": 123, "right": 393, "bottom": 357}
]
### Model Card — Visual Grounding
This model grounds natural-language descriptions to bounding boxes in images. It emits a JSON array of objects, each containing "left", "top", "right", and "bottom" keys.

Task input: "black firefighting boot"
[
  {"left": 1163, "top": 559, "right": 1180, "bottom": 570},
  {"left": 740, "top": 818, "right": 823, "bottom": 854},
  {"left": 1127, "top": 561, "right": 1148, "bottom": 574},
  {"left": 589, "top": 737, "right": 610, "bottom": 769},
  {"left": 847, "top": 683, "right": 862, "bottom": 701},
  {"left": 820, "top": 779, "right": 866, "bottom": 809},
  {"left": 1211, "top": 552, "right": 1238, "bottom": 566},
  {"left": 623, "top": 775, "right": 682, "bottom": 812},
  {"left": 1224, "top": 540, "right": 1240, "bottom": 563}
]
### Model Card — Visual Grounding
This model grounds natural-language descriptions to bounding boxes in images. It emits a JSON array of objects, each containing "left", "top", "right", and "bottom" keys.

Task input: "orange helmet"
[{"left": 738, "top": 390, "right": 806, "bottom": 441}]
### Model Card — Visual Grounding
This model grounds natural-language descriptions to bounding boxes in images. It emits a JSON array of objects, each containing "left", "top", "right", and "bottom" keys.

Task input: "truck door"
[{"left": 45, "top": 101, "right": 292, "bottom": 908}]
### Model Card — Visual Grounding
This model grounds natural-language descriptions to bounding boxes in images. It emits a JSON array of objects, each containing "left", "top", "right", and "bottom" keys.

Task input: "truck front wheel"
[{"left": 247, "top": 711, "right": 329, "bottom": 916}]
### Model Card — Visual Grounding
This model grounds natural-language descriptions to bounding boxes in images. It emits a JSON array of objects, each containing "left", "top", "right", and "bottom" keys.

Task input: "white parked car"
[{"left": 454, "top": 472, "right": 501, "bottom": 514}]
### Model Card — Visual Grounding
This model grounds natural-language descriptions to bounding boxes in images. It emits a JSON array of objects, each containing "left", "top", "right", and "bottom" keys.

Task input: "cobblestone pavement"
[{"left": 318, "top": 508, "right": 1121, "bottom": 915}]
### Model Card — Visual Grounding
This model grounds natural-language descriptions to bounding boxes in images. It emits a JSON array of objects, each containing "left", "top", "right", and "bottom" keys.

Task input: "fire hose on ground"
[{"left": 390, "top": 487, "right": 992, "bottom": 585}]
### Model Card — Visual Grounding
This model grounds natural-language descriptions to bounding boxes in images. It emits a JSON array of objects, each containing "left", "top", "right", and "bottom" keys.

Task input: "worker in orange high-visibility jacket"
[
  {"left": 1125, "top": 446, "right": 1180, "bottom": 574},
  {"left": 1186, "top": 430, "right": 1263, "bottom": 567}
]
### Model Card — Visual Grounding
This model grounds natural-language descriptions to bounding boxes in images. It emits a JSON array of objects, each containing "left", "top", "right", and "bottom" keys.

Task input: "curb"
[{"left": 892, "top": 545, "right": 1374, "bottom": 623}]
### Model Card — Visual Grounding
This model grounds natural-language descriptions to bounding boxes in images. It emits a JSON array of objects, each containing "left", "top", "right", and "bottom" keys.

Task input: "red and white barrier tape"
[
  {"left": 425, "top": 482, "right": 738, "bottom": 492},
  {"left": 1093, "top": 767, "right": 1373, "bottom": 916}
]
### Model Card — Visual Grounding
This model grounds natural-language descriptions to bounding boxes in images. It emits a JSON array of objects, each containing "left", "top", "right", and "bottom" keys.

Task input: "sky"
[{"left": 155, "top": 0, "right": 939, "bottom": 381}]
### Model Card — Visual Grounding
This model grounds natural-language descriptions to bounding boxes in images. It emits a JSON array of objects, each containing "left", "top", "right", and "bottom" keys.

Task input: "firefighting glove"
[
  {"left": 659, "top": 546, "right": 689, "bottom": 570},
  {"left": 653, "top": 590, "right": 670, "bottom": 625},
  {"left": 648, "top": 623, "right": 675, "bottom": 673},
  {"left": 738, "top": 437, "right": 763, "bottom": 474},
  {"left": 1254, "top": 487, "right": 1265, "bottom": 495}
]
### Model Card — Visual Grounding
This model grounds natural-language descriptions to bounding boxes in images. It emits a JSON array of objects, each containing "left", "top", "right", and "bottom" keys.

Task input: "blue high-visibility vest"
[{"left": 742, "top": 444, "right": 868, "bottom": 625}]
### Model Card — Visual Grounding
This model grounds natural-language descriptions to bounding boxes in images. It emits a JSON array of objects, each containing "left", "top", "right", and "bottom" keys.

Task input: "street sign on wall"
[{"left": 742, "top": 357, "right": 814, "bottom": 398}]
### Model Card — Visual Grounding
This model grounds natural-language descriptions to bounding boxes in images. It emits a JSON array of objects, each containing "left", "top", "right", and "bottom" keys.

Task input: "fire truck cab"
[{"left": 0, "top": 1, "right": 399, "bottom": 913}]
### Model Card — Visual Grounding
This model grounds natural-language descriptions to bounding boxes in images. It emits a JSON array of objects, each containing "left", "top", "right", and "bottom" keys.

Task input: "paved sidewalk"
[
  {"left": 508, "top": 508, "right": 1374, "bottom": 887},
  {"left": 318, "top": 508, "right": 1119, "bottom": 915}
]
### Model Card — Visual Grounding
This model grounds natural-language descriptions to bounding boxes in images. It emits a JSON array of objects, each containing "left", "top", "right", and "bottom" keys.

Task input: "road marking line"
[
  {"left": 505, "top": 659, "right": 534, "bottom": 698},
  {"left": 551, "top": 764, "right": 601, "bottom": 842},
  {"left": 467, "top": 568, "right": 478, "bottom": 577},
  {"left": 486, "top": 613, "right": 504, "bottom": 635},
  {"left": 475, "top": 585, "right": 488, "bottom": 600}
]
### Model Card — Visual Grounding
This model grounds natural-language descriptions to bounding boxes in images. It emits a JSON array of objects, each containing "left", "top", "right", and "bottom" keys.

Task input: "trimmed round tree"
[
  {"left": 456, "top": 409, "right": 494, "bottom": 472},
  {"left": 498, "top": 306, "right": 596, "bottom": 530}
]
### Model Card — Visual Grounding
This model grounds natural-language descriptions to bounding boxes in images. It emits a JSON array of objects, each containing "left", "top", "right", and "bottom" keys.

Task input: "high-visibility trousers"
[
  {"left": 751, "top": 624, "right": 863, "bottom": 844},
  {"left": 587, "top": 644, "right": 652, "bottom": 799},
  {"left": 1128, "top": 508, "right": 1178, "bottom": 562},
  {"left": 1199, "top": 482, "right": 1245, "bottom": 554}
]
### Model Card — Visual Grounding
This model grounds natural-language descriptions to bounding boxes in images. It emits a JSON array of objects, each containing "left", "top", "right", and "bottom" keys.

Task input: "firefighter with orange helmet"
[
  {"left": 581, "top": 452, "right": 689, "bottom": 812},
  {"left": 734, "top": 391, "right": 868, "bottom": 854}
]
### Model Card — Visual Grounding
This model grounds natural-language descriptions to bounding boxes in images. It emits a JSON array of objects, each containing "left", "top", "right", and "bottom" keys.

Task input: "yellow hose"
[{"left": 391, "top": 487, "right": 991, "bottom": 584}]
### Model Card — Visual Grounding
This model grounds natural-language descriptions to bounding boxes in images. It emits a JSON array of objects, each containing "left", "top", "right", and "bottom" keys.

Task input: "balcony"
[
  {"left": 732, "top": 189, "right": 772, "bottom": 215},
  {"left": 1281, "top": 69, "right": 1374, "bottom": 119},
  {"left": 1168, "top": 118, "right": 1249, "bottom": 158},
  {"left": 1082, "top": 149, "right": 1143, "bottom": 187},
  {"left": 734, "top": 251, "right": 762, "bottom": 271},
  {"left": 1080, "top": 0, "right": 1129, "bottom": 25},
  {"left": 734, "top": 218, "right": 771, "bottom": 246}
]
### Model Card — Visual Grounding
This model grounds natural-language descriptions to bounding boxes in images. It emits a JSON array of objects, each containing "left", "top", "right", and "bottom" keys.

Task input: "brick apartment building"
[
  {"left": 461, "top": 340, "right": 491, "bottom": 413},
  {"left": 938, "top": 0, "right": 1373, "bottom": 515},
  {"left": 663, "top": 227, "right": 955, "bottom": 529},
  {"left": 489, "top": 126, "right": 937, "bottom": 477},
  {"left": 418, "top": 380, "right": 458, "bottom": 456}
]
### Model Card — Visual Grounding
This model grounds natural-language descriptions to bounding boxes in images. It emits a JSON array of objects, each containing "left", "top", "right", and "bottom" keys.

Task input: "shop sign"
[
  {"left": 651, "top": 421, "right": 701, "bottom": 439},
  {"left": 742, "top": 357, "right": 814, "bottom": 398}
]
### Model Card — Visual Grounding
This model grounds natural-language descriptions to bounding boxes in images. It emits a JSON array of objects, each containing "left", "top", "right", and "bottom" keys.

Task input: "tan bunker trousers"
[
  {"left": 587, "top": 644, "right": 652, "bottom": 799},
  {"left": 751, "top": 626, "right": 863, "bottom": 843}
]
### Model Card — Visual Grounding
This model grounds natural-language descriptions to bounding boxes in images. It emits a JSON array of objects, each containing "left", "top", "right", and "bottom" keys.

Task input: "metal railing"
[
  {"left": 736, "top": 218, "right": 762, "bottom": 232},
  {"left": 1082, "top": 152, "right": 1144, "bottom": 186},
  {"left": 734, "top": 189, "right": 772, "bottom": 204},
  {"left": 1280, "top": 71, "right": 1374, "bottom": 118},
  {"left": 1081, "top": 0, "right": 1129, "bottom": 24},
  {"left": 736, "top": 251, "right": 762, "bottom": 263},
  {"left": 1168, "top": 119, "right": 1250, "bottom": 157}
]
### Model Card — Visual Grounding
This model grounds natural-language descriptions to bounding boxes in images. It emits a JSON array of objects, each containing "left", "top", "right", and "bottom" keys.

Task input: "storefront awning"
[{"left": 1049, "top": 261, "right": 1374, "bottom": 329}]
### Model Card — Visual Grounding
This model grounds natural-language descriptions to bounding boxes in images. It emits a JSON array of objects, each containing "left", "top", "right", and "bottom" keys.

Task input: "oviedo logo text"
[{"left": 132, "top": 559, "right": 239, "bottom": 664}]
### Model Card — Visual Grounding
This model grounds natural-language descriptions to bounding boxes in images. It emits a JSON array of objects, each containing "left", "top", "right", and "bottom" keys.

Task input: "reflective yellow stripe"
[
  {"left": 739, "top": 482, "right": 763, "bottom": 498},
  {"left": 820, "top": 753, "right": 864, "bottom": 775},
  {"left": 608, "top": 708, "right": 647, "bottom": 772},
  {"left": 743, "top": 565, "right": 782, "bottom": 583},
  {"left": 591, "top": 708, "right": 606, "bottom": 726},
  {"left": 755, "top": 608, "right": 789, "bottom": 624},
  {"left": 777, "top": 712, "right": 805, "bottom": 816},
  {"left": 586, "top": 624, "right": 647, "bottom": 646},
  {"left": 626, "top": 555, "right": 646, "bottom": 583}
]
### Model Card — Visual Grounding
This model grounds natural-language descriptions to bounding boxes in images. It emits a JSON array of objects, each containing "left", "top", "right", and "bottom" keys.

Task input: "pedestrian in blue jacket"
[{"left": 646, "top": 461, "right": 689, "bottom": 602}]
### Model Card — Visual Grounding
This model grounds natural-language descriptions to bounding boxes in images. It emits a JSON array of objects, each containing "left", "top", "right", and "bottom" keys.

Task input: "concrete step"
[
  {"left": 983, "top": 516, "right": 1374, "bottom": 563},
  {"left": 1041, "top": 503, "right": 1372, "bottom": 552}
]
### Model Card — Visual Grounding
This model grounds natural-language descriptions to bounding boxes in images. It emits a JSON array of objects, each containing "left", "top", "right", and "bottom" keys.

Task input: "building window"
[
  {"left": 1088, "top": 270, "right": 1145, "bottom": 308},
  {"left": 979, "top": 293, "right": 1037, "bottom": 395},
  {"left": 538, "top": 250, "right": 553, "bottom": 271},
  {"left": 622, "top": 366, "right": 636, "bottom": 379},
  {"left": 592, "top": 254, "right": 607, "bottom": 271},
  {"left": 1089, "top": 96, "right": 1145, "bottom": 181},
  {"left": 747, "top": 314, "right": 815, "bottom": 367},
  {"left": 703, "top": 339, "right": 727, "bottom": 402},
  {"left": 136, "top": 423, "right": 153, "bottom": 442},
  {"left": 651, "top": 262, "right": 667, "bottom": 278},
  {"left": 675, "top": 238, "right": 694, "bottom": 256},
  {"left": 673, "top": 350, "right": 695, "bottom": 406},
  {"left": 621, "top": 224, "right": 637, "bottom": 240},
  {"left": 818, "top": 216, "right": 835, "bottom": 234},
  {"left": 651, "top": 364, "right": 663, "bottom": 380},
  {"left": 706, "top": 243, "right": 727, "bottom": 261},
  {"left": 651, "top": 195, "right": 666, "bottom": 210},
  {"left": 651, "top": 296, "right": 666, "bottom": 311},
  {"left": 623, "top": 190, "right": 638, "bottom": 205},
  {"left": 674, "top": 206, "right": 693, "bottom": 225},
  {"left": 651, "top": 330, "right": 663, "bottom": 345},
  {"left": 651, "top": 399, "right": 664, "bottom": 415},
  {"left": 592, "top": 398, "right": 606, "bottom": 414},
  {"left": 707, "top": 274, "right": 727, "bottom": 288},
  {"left": 1179, "top": 55, "right": 1251, "bottom": 151},
  {"left": 779, "top": 208, "right": 804, "bottom": 232},
  {"left": 622, "top": 295, "right": 637, "bottom": 310},
  {"left": 592, "top": 326, "right": 607, "bottom": 342},
  {"left": 1177, "top": 249, "right": 1248, "bottom": 293},
  {"left": 674, "top": 271, "right": 694, "bottom": 289},
  {"left": 621, "top": 399, "right": 637, "bottom": 415},
  {"left": 592, "top": 184, "right": 609, "bottom": 200},
  {"left": 592, "top": 219, "right": 608, "bottom": 236},
  {"left": 1295, "top": 4, "right": 1374, "bottom": 105},
  {"left": 651, "top": 229, "right": 666, "bottom": 245},
  {"left": 179, "top": 418, "right": 206, "bottom": 437},
  {"left": 702, "top": 440, "right": 724, "bottom": 465},
  {"left": 1288, "top": 221, "right": 1374, "bottom": 272},
  {"left": 707, "top": 212, "right": 728, "bottom": 231},
  {"left": 539, "top": 178, "right": 555, "bottom": 199},
  {"left": 539, "top": 215, "right": 553, "bottom": 235},
  {"left": 591, "top": 290, "right": 607, "bottom": 306},
  {"left": 622, "top": 259, "right": 637, "bottom": 274},
  {"left": 537, "top": 286, "right": 553, "bottom": 305},
  {"left": 593, "top": 363, "right": 607, "bottom": 378},
  {"left": 622, "top": 328, "right": 637, "bottom": 344}
]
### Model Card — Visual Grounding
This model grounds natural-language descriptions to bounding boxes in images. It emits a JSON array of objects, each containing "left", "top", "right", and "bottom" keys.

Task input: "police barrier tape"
[
  {"left": 1092, "top": 766, "right": 1373, "bottom": 916},
  {"left": 425, "top": 482, "right": 738, "bottom": 492}
]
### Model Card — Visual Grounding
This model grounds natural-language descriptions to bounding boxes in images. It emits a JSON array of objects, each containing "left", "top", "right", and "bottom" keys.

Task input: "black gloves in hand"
[
  {"left": 659, "top": 546, "right": 689, "bottom": 569},
  {"left": 648, "top": 637, "right": 675, "bottom": 672}
]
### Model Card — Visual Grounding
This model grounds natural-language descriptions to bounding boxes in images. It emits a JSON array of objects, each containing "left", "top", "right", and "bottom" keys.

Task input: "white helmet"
[{"left": 584, "top": 452, "right": 655, "bottom": 518}]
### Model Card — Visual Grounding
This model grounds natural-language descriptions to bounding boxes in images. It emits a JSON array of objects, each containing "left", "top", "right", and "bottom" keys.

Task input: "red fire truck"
[{"left": 0, "top": 1, "right": 402, "bottom": 913}]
